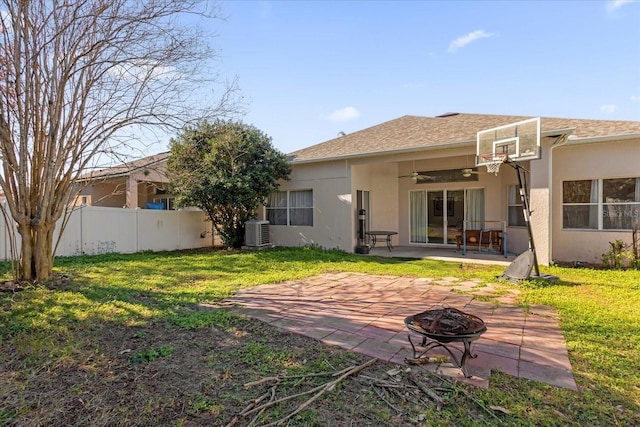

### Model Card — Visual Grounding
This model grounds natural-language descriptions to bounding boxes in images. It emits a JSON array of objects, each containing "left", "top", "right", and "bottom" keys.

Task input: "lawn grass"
[{"left": 1, "top": 247, "right": 639, "bottom": 426}]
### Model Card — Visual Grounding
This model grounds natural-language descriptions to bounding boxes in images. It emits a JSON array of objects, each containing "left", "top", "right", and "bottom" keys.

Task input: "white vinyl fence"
[{"left": 0, "top": 201, "right": 215, "bottom": 261}]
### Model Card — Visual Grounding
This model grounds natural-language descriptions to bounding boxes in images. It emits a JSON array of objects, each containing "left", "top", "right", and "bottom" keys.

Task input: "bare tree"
[{"left": 0, "top": 0, "right": 238, "bottom": 281}]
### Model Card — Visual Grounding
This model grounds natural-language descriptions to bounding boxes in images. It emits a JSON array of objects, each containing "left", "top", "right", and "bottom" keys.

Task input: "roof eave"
[
  {"left": 77, "top": 153, "right": 170, "bottom": 181},
  {"left": 288, "top": 139, "right": 476, "bottom": 164},
  {"left": 288, "top": 127, "right": 581, "bottom": 165},
  {"left": 565, "top": 132, "right": 640, "bottom": 145}
]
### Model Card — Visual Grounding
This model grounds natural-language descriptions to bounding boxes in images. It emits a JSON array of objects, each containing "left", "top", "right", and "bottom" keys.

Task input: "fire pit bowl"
[{"left": 404, "top": 307, "right": 487, "bottom": 378}]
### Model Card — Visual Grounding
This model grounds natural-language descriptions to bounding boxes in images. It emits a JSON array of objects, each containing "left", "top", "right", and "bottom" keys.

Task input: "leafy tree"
[
  {"left": 167, "top": 120, "right": 290, "bottom": 248},
  {"left": 0, "top": 0, "right": 236, "bottom": 281}
]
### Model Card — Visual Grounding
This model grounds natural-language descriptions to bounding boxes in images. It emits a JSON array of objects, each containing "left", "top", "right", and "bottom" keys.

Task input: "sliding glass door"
[
  {"left": 410, "top": 189, "right": 484, "bottom": 245},
  {"left": 409, "top": 191, "right": 427, "bottom": 243},
  {"left": 427, "top": 191, "right": 445, "bottom": 244}
]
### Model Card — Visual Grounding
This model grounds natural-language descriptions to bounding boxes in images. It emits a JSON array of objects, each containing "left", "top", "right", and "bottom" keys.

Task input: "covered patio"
[{"left": 364, "top": 245, "right": 516, "bottom": 266}]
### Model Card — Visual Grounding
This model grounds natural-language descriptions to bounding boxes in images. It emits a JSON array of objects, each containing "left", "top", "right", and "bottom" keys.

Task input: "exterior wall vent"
[{"left": 244, "top": 220, "right": 270, "bottom": 247}]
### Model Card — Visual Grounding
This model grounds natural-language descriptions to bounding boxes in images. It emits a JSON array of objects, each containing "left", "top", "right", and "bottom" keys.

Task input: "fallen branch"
[
  {"left": 244, "top": 365, "right": 355, "bottom": 388},
  {"left": 409, "top": 372, "right": 447, "bottom": 409},
  {"left": 372, "top": 386, "right": 402, "bottom": 414},
  {"left": 247, "top": 385, "right": 277, "bottom": 427},
  {"left": 231, "top": 358, "right": 377, "bottom": 427},
  {"left": 263, "top": 358, "right": 377, "bottom": 426}
]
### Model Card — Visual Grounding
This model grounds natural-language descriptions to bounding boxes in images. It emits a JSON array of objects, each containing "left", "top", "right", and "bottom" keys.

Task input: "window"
[
  {"left": 153, "top": 196, "right": 175, "bottom": 210},
  {"left": 266, "top": 190, "right": 313, "bottom": 226},
  {"left": 508, "top": 185, "right": 526, "bottom": 227},
  {"left": 603, "top": 178, "right": 640, "bottom": 230},
  {"left": 563, "top": 178, "right": 640, "bottom": 230}
]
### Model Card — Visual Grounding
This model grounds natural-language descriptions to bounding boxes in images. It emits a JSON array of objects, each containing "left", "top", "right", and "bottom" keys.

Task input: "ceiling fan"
[
  {"left": 398, "top": 171, "right": 434, "bottom": 181},
  {"left": 461, "top": 168, "right": 484, "bottom": 177}
]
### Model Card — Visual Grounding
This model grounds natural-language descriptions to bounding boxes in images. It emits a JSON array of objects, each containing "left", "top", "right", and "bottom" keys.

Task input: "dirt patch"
[
  {"left": 0, "top": 274, "right": 71, "bottom": 293},
  {"left": 1, "top": 312, "right": 491, "bottom": 426}
]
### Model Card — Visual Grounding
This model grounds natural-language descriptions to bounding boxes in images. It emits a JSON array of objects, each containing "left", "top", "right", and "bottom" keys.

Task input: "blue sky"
[{"left": 212, "top": 0, "right": 640, "bottom": 154}]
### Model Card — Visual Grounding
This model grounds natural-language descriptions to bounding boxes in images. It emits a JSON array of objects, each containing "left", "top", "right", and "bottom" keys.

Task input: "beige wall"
[
  {"left": 78, "top": 178, "right": 170, "bottom": 209},
  {"left": 352, "top": 163, "right": 400, "bottom": 247},
  {"left": 529, "top": 142, "right": 552, "bottom": 265},
  {"left": 268, "top": 161, "right": 354, "bottom": 251},
  {"left": 551, "top": 137, "right": 640, "bottom": 264},
  {"left": 80, "top": 180, "right": 127, "bottom": 207}
]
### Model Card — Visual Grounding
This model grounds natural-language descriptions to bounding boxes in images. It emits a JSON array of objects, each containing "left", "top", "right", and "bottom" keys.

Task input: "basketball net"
[
  {"left": 483, "top": 154, "right": 507, "bottom": 175},
  {"left": 486, "top": 161, "right": 502, "bottom": 175}
]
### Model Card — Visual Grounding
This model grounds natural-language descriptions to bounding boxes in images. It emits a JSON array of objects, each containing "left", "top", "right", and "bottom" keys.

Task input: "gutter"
[{"left": 563, "top": 132, "right": 640, "bottom": 145}]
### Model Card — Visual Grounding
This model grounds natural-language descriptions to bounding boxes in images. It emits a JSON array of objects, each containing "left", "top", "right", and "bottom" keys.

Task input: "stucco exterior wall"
[
  {"left": 551, "top": 137, "right": 640, "bottom": 265},
  {"left": 268, "top": 161, "right": 354, "bottom": 251},
  {"left": 529, "top": 143, "right": 552, "bottom": 265},
  {"left": 365, "top": 163, "right": 400, "bottom": 245},
  {"left": 80, "top": 181, "right": 127, "bottom": 208}
]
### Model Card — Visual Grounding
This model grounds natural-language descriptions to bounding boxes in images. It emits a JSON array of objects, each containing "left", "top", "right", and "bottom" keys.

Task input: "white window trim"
[
  {"left": 507, "top": 184, "right": 526, "bottom": 228},
  {"left": 563, "top": 178, "right": 640, "bottom": 230},
  {"left": 266, "top": 189, "right": 313, "bottom": 226}
]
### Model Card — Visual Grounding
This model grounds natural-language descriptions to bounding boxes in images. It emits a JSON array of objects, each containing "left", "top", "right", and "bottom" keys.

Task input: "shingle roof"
[
  {"left": 79, "top": 151, "right": 170, "bottom": 180},
  {"left": 288, "top": 113, "right": 640, "bottom": 163}
]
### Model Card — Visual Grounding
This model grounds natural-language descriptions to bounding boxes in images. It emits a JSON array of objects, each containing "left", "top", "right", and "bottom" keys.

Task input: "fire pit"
[{"left": 404, "top": 307, "right": 487, "bottom": 378}]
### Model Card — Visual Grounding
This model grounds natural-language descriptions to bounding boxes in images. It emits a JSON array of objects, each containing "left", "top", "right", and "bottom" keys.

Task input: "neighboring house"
[
  {"left": 75, "top": 152, "right": 174, "bottom": 209},
  {"left": 260, "top": 113, "right": 640, "bottom": 266}
]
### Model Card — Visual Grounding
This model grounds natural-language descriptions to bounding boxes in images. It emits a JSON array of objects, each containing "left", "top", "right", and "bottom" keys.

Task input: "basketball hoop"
[{"left": 479, "top": 154, "right": 507, "bottom": 175}]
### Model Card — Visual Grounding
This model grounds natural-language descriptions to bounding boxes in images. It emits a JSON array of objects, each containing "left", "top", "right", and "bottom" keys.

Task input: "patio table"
[{"left": 366, "top": 231, "right": 398, "bottom": 251}]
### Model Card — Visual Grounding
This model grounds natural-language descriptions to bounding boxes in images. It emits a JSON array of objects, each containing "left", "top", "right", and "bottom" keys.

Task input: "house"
[
  {"left": 75, "top": 151, "right": 174, "bottom": 209},
  {"left": 259, "top": 113, "right": 640, "bottom": 266}
]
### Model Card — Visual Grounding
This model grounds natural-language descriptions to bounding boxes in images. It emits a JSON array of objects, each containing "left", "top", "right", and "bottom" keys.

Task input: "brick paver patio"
[{"left": 225, "top": 272, "right": 576, "bottom": 390}]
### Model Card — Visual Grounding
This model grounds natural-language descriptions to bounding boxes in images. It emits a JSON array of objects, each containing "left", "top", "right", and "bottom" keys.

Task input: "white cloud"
[
  {"left": 600, "top": 104, "right": 617, "bottom": 113},
  {"left": 608, "top": 0, "right": 634, "bottom": 10},
  {"left": 327, "top": 106, "right": 360, "bottom": 122},
  {"left": 631, "top": 95, "right": 640, "bottom": 102},
  {"left": 606, "top": 0, "right": 636, "bottom": 14},
  {"left": 448, "top": 30, "right": 494, "bottom": 53}
]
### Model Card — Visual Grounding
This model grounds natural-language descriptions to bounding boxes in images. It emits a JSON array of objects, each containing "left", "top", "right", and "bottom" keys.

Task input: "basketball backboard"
[{"left": 476, "top": 117, "right": 540, "bottom": 167}]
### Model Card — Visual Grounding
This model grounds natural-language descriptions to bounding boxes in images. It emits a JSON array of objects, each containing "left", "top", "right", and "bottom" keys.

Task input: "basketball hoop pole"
[{"left": 509, "top": 160, "right": 541, "bottom": 277}]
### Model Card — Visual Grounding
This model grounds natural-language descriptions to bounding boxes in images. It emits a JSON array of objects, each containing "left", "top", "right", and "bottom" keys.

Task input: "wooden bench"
[{"left": 456, "top": 229, "right": 503, "bottom": 253}]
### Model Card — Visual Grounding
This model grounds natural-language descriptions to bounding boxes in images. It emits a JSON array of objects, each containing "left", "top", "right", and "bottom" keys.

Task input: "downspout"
[{"left": 547, "top": 133, "right": 571, "bottom": 265}]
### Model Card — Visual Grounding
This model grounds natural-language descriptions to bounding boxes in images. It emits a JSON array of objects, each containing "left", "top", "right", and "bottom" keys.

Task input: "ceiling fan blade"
[
  {"left": 462, "top": 168, "right": 484, "bottom": 175},
  {"left": 398, "top": 171, "right": 420, "bottom": 179}
]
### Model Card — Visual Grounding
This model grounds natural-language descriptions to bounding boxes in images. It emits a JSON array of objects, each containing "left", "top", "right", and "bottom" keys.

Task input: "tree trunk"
[{"left": 17, "top": 220, "right": 55, "bottom": 281}]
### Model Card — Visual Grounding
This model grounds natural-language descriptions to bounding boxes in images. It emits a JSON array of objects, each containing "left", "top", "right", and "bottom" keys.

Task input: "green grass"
[
  {"left": 1, "top": 246, "right": 639, "bottom": 426},
  {"left": 1, "top": 247, "right": 501, "bottom": 337}
]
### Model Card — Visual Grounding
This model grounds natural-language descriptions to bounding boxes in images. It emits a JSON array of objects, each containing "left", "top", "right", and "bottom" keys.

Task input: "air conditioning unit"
[{"left": 244, "top": 220, "right": 270, "bottom": 247}]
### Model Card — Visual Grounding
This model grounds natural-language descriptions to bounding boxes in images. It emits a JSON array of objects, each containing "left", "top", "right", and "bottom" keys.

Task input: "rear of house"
[{"left": 260, "top": 113, "right": 640, "bottom": 266}]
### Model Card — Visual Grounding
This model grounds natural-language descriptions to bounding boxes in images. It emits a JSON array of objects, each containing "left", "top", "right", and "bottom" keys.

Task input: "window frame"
[
  {"left": 562, "top": 177, "right": 640, "bottom": 230},
  {"left": 152, "top": 196, "right": 175, "bottom": 210},
  {"left": 266, "top": 189, "right": 314, "bottom": 226},
  {"left": 507, "top": 184, "right": 526, "bottom": 227}
]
